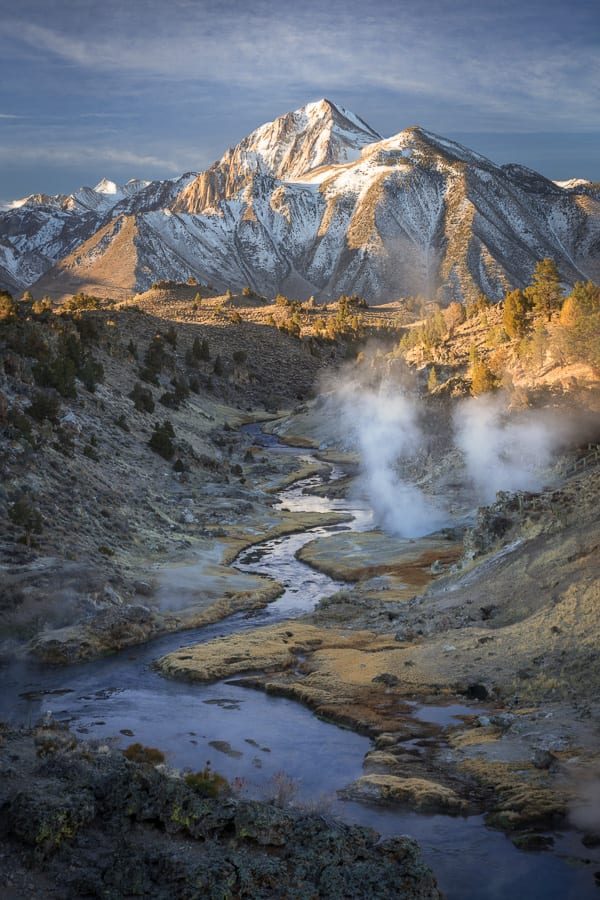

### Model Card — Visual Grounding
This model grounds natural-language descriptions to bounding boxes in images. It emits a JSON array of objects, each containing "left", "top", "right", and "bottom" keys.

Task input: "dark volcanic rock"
[{"left": 0, "top": 722, "right": 442, "bottom": 899}]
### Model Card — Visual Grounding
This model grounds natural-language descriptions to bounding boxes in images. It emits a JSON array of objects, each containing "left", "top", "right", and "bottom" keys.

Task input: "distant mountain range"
[{"left": 2, "top": 99, "right": 599, "bottom": 303}]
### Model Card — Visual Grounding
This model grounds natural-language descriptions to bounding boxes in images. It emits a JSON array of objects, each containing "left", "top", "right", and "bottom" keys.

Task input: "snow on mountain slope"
[
  {"left": 3, "top": 193, "right": 67, "bottom": 211},
  {"left": 0, "top": 200, "right": 102, "bottom": 293},
  {"left": 65, "top": 177, "right": 153, "bottom": 213},
  {"left": 555, "top": 178, "right": 591, "bottom": 190},
  {"left": 0, "top": 174, "right": 198, "bottom": 293},
  {"left": 241, "top": 98, "right": 382, "bottom": 176},
  {"left": 120, "top": 128, "right": 599, "bottom": 301},
  {"left": 107, "top": 173, "right": 197, "bottom": 219},
  {"left": 174, "top": 98, "right": 382, "bottom": 214},
  {"left": 3, "top": 101, "right": 600, "bottom": 302}
]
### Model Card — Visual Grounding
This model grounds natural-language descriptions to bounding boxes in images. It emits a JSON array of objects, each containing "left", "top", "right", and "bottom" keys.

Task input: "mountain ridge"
[{"left": 2, "top": 100, "right": 600, "bottom": 303}]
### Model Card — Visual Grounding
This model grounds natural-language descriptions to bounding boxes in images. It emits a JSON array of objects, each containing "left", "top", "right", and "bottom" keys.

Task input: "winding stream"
[{"left": 1, "top": 432, "right": 598, "bottom": 899}]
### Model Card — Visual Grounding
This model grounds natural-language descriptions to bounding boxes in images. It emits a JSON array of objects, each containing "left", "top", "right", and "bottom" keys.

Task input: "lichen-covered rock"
[
  {"left": 8, "top": 787, "right": 96, "bottom": 858},
  {"left": 234, "top": 800, "right": 294, "bottom": 846},
  {"left": 0, "top": 726, "right": 442, "bottom": 899}
]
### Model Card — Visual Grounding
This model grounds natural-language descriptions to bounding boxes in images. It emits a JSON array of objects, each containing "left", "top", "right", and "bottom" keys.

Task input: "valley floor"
[
  {"left": 157, "top": 413, "right": 600, "bottom": 853},
  {"left": 3, "top": 385, "right": 600, "bottom": 848},
  {"left": 2, "top": 296, "right": 600, "bottom": 895}
]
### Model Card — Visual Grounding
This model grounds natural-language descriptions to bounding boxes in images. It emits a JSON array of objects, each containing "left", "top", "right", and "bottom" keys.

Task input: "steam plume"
[
  {"left": 334, "top": 376, "right": 448, "bottom": 537},
  {"left": 452, "top": 395, "right": 567, "bottom": 503},
  {"left": 330, "top": 362, "right": 586, "bottom": 537}
]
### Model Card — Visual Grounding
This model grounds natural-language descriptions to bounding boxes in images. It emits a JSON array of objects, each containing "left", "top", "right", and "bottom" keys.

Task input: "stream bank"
[{"left": 2, "top": 428, "right": 600, "bottom": 897}]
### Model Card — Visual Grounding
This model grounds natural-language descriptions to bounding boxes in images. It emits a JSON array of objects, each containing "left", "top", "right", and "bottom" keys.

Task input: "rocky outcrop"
[{"left": 0, "top": 722, "right": 442, "bottom": 899}]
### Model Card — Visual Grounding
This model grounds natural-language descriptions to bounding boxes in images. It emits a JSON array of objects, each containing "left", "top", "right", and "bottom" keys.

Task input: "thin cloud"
[
  {"left": 0, "top": 144, "right": 183, "bottom": 172},
  {"left": 2, "top": 6, "right": 598, "bottom": 132},
  {"left": 0, "top": 0, "right": 598, "bottom": 196}
]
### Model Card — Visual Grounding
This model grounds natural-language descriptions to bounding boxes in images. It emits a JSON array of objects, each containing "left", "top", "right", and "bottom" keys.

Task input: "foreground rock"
[{"left": 0, "top": 722, "right": 442, "bottom": 899}]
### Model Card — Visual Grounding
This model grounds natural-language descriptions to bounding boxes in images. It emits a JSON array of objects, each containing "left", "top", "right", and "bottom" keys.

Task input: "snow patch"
[
  {"left": 93, "top": 178, "right": 121, "bottom": 195},
  {"left": 554, "top": 178, "right": 590, "bottom": 190}
]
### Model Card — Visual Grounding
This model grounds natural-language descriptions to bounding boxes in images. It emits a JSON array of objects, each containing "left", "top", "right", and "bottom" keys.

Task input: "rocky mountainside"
[
  {"left": 0, "top": 174, "right": 196, "bottom": 298},
  {"left": 2, "top": 99, "right": 600, "bottom": 303},
  {"left": 175, "top": 98, "right": 382, "bottom": 213}
]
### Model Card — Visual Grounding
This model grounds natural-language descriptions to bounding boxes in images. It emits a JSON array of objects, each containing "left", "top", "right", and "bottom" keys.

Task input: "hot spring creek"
[{"left": 1, "top": 429, "right": 598, "bottom": 899}]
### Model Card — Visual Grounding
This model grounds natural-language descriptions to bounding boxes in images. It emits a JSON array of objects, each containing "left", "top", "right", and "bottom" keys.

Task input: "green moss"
[
  {"left": 170, "top": 804, "right": 197, "bottom": 830},
  {"left": 35, "top": 810, "right": 77, "bottom": 848}
]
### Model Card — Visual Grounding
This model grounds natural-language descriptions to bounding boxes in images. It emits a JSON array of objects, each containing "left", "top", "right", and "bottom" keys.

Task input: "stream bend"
[{"left": 1, "top": 440, "right": 598, "bottom": 900}]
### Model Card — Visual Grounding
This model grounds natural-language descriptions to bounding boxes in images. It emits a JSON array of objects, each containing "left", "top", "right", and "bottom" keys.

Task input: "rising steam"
[
  {"left": 452, "top": 395, "right": 569, "bottom": 503},
  {"left": 334, "top": 376, "right": 448, "bottom": 538},
  {"left": 331, "top": 367, "right": 579, "bottom": 538}
]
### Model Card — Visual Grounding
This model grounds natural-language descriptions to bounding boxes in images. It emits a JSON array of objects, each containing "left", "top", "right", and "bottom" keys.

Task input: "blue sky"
[{"left": 0, "top": 0, "right": 598, "bottom": 200}]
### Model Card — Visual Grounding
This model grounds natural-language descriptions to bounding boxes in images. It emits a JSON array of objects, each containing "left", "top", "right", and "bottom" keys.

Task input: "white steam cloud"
[
  {"left": 332, "top": 369, "right": 581, "bottom": 539},
  {"left": 453, "top": 395, "right": 566, "bottom": 503},
  {"left": 336, "top": 377, "right": 448, "bottom": 538}
]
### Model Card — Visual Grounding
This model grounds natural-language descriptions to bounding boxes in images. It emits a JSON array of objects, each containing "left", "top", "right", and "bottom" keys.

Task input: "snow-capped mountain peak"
[
  {"left": 373, "top": 126, "right": 498, "bottom": 171},
  {"left": 230, "top": 97, "right": 382, "bottom": 180},
  {"left": 93, "top": 178, "right": 121, "bottom": 195},
  {"left": 175, "top": 99, "right": 383, "bottom": 213},
  {"left": 554, "top": 178, "right": 591, "bottom": 190},
  {"left": 302, "top": 98, "right": 377, "bottom": 138},
  {"left": 122, "top": 178, "right": 152, "bottom": 195},
  {"left": 3, "top": 192, "right": 67, "bottom": 211},
  {"left": 62, "top": 178, "right": 149, "bottom": 213},
  {"left": 2, "top": 100, "right": 599, "bottom": 303}
]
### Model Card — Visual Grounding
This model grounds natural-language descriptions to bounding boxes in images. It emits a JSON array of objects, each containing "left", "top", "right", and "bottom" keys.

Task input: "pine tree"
[
  {"left": 526, "top": 258, "right": 562, "bottom": 321},
  {"left": 503, "top": 289, "right": 531, "bottom": 338},
  {"left": 9, "top": 497, "right": 42, "bottom": 545},
  {"left": 471, "top": 359, "right": 497, "bottom": 395},
  {"left": 558, "top": 281, "right": 600, "bottom": 371},
  {"left": 0, "top": 293, "right": 17, "bottom": 322},
  {"left": 149, "top": 420, "right": 175, "bottom": 459}
]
